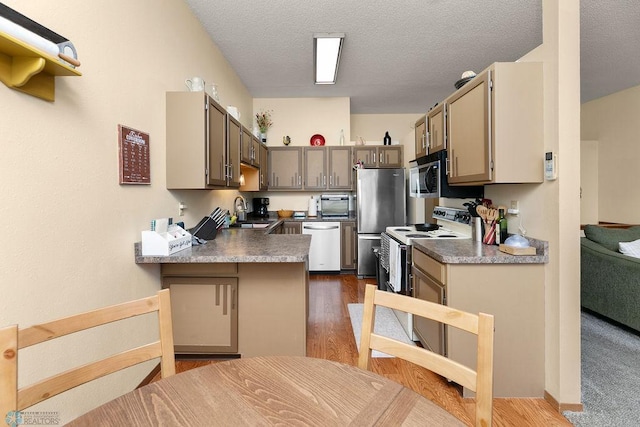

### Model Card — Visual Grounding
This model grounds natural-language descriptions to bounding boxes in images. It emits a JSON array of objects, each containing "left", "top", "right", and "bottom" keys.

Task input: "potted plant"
[{"left": 255, "top": 109, "right": 273, "bottom": 143}]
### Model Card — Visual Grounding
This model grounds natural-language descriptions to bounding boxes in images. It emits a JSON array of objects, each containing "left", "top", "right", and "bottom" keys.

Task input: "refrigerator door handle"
[{"left": 358, "top": 235, "right": 381, "bottom": 240}]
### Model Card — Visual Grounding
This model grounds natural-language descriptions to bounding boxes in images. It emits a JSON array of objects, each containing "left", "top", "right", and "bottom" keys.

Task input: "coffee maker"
[{"left": 254, "top": 197, "right": 269, "bottom": 217}]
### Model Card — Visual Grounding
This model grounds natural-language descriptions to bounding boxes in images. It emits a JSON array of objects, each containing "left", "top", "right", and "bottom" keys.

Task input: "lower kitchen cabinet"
[
  {"left": 340, "top": 221, "right": 357, "bottom": 270},
  {"left": 412, "top": 247, "right": 544, "bottom": 398},
  {"left": 162, "top": 276, "right": 238, "bottom": 354},
  {"left": 161, "top": 261, "right": 308, "bottom": 357}
]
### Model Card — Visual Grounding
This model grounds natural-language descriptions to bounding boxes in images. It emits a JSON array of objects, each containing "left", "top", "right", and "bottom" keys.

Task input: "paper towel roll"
[
  {"left": 0, "top": 15, "right": 78, "bottom": 68},
  {"left": 308, "top": 197, "right": 317, "bottom": 217}
]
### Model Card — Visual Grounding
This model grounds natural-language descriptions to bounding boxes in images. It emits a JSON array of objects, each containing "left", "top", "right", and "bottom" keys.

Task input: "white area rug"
[{"left": 348, "top": 303, "right": 415, "bottom": 358}]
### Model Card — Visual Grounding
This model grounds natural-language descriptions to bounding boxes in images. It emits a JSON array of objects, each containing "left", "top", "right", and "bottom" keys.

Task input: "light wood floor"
[{"left": 163, "top": 274, "right": 572, "bottom": 426}]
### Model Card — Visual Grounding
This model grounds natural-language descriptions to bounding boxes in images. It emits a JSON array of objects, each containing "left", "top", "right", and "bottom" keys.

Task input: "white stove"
[{"left": 385, "top": 206, "right": 472, "bottom": 245}]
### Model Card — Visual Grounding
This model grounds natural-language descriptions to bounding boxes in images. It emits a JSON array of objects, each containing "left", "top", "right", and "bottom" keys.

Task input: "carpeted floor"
[
  {"left": 563, "top": 311, "right": 640, "bottom": 426},
  {"left": 348, "top": 303, "right": 415, "bottom": 358}
]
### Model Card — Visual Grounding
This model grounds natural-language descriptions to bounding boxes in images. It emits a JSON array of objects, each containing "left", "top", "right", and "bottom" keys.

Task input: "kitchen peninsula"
[{"left": 135, "top": 229, "right": 311, "bottom": 358}]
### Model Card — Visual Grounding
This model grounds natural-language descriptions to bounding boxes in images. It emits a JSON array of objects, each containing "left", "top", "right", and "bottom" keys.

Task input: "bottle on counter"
[{"left": 496, "top": 208, "right": 508, "bottom": 244}]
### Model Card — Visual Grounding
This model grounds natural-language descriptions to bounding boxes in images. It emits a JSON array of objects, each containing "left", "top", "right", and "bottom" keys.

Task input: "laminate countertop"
[
  {"left": 135, "top": 228, "right": 311, "bottom": 264},
  {"left": 412, "top": 237, "right": 549, "bottom": 264}
]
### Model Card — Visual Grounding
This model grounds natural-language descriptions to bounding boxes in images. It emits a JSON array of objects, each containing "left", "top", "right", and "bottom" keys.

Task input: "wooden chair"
[
  {"left": 358, "top": 284, "right": 494, "bottom": 427},
  {"left": 0, "top": 289, "right": 175, "bottom": 417}
]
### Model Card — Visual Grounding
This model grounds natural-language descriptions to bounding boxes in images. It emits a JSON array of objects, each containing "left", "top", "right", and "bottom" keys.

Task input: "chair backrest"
[
  {"left": 357, "top": 284, "right": 494, "bottom": 427},
  {"left": 0, "top": 289, "right": 175, "bottom": 417}
]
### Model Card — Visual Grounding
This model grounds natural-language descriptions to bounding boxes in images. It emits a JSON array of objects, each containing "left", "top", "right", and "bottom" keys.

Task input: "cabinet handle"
[
  {"left": 330, "top": 175, "right": 333, "bottom": 186},
  {"left": 298, "top": 175, "right": 301, "bottom": 186},
  {"left": 323, "top": 175, "right": 326, "bottom": 186},
  {"left": 231, "top": 286, "right": 236, "bottom": 310}
]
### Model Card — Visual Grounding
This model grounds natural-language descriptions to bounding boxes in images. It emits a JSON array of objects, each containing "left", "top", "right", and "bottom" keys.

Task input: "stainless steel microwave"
[
  {"left": 408, "top": 152, "right": 484, "bottom": 199},
  {"left": 320, "top": 194, "right": 350, "bottom": 217}
]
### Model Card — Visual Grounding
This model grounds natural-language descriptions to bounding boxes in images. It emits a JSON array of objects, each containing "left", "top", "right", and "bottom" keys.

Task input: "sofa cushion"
[
  {"left": 619, "top": 238, "right": 640, "bottom": 258},
  {"left": 583, "top": 225, "right": 640, "bottom": 252}
]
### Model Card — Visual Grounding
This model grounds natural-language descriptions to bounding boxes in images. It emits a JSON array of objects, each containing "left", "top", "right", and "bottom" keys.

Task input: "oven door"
[{"left": 409, "top": 160, "right": 440, "bottom": 198}]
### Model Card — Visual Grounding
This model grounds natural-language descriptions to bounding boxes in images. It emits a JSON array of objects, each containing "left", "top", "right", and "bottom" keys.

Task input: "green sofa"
[{"left": 581, "top": 225, "right": 640, "bottom": 332}]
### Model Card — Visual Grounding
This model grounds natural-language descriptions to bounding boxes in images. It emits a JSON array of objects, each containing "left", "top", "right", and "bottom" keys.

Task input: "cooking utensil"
[
  {"left": 414, "top": 223, "right": 440, "bottom": 232},
  {"left": 463, "top": 201, "right": 479, "bottom": 217},
  {"left": 476, "top": 205, "right": 488, "bottom": 221},
  {"left": 487, "top": 208, "right": 499, "bottom": 223}
]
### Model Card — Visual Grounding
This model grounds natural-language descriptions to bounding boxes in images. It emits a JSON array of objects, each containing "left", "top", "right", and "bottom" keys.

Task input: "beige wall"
[
  {"left": 483, "top": 0, "right": 582, "bottom": 406},
  {"left": 580, "top": 140, "right": 599, "bottom": 224},
  {"left": 0, "top": 0, "right": 251, "bottom": 422},
  {"left": 582, "top": 84, "right": 640, "bottom": 224}
]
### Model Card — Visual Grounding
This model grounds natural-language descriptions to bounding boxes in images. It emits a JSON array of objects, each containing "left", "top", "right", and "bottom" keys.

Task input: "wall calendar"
[{"left": 118, "top": 124, "right": 150, "bottom": 184}]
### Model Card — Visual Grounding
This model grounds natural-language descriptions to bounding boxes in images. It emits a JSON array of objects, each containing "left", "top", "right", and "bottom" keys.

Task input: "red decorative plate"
[{"left": 310, "top": 134, "right": 325, "bottom": 146}]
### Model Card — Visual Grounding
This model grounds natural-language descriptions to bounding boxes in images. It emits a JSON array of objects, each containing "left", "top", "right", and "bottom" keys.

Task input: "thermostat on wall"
[{"left": 545, "top": 151, "right": 557, "bottom": 180}]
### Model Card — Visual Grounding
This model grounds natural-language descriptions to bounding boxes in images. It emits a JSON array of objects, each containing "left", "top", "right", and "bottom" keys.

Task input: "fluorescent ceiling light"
[{"left": 314, "top": 33, "right": 344, "bottom": 84}]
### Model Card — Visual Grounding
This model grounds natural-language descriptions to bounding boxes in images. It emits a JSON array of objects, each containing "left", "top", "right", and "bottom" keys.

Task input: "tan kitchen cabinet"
[
  {"left": 353, "top": 146, "right": 403, "bottom": 168},
  {"left": 259, "top": 143, "right": 268, "bottom": 190},
  {"left": 414, "top": 115, "right": 427, "bottom": 158},
  {"left": 304, "top": 146, "right": 353, "bottom": 190},
  {"left": 427, "top": 103, "right": 446, "bottom": 153},
  {"left": 226, "top": 116, "right": 242, "bottom": 188},
  {"left": 162, "top": 275, "right": 238, "bottom": 354},
  {"left": 340, "top": 221, "right": 357, "bottom": 270},
  {"left": 304, "top": 147, "right": 327, "bottom": 190},
  {"left": 160, "top": 261, "right": 308, "bottom": 357},
  {"left": 268, "top": 147, "right": 303, "bottom": 190},
  {"left": 240, "top": 126, "right": 260, "bottom": 167},
  {"left": 328, "top": 146, "right": 353, "bottom": 190},
  {"left": 411, "top": 246, "right": 544, "bottom": 398},
  {"left": 446, "top": 62, "right": 543, "bottom": 185},
  {"left": 166, "top": 91, "right": 240, "bottom": 189}
]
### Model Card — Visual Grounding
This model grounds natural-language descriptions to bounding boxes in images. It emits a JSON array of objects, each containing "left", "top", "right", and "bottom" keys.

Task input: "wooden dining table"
[{"left": 66, "top": 356, "right": 464, "bottom": 426}]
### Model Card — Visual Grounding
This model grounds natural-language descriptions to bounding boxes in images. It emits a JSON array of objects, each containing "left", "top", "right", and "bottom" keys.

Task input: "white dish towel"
[{"left": 388, "top": 239, "right": 402, "bottom": 292}]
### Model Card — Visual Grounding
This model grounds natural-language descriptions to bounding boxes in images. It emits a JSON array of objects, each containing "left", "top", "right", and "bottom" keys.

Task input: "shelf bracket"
[{"left": 10, "top": 56, "right": 45, "bottom": 87}]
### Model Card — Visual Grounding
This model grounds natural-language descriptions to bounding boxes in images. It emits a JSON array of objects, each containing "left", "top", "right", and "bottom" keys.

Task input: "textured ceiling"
[{"left": 185, "top": 0, "right": 640, "bottom": 114}]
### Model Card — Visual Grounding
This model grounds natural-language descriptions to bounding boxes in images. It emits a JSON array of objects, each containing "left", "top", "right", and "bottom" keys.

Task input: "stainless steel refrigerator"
[{"left": 356, "top": 168, "right": 406, "bottom": 277}]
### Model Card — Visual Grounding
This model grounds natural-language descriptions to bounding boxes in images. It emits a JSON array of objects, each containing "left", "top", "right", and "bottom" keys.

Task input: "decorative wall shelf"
[{"left": 0, "top": 30, "right": 81, "bottom": 101}]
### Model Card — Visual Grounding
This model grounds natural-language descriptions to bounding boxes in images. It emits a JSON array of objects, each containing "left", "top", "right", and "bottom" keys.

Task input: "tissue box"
[{"left": 142, "top": 224, "right": 192, "bottom": 256}]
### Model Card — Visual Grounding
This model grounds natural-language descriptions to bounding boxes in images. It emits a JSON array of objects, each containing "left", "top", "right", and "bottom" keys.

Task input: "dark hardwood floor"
[{"left": 163, "top": 274, "right": 572, "bottom": 426}]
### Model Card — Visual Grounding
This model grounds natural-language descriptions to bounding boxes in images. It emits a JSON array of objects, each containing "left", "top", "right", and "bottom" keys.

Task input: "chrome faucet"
[{"left": 234, "top": 195, "right": 247, "bottom": 221}]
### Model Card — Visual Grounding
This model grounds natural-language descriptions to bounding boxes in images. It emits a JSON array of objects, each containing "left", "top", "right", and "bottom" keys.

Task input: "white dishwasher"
[{"left": 302, "top": 222, "right": 341, "bottom": 272}]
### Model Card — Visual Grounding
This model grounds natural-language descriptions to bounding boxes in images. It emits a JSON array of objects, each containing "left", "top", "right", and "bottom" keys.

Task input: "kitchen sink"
[{"left": 230, "top": 220, "right": 273, "bottom": 229}]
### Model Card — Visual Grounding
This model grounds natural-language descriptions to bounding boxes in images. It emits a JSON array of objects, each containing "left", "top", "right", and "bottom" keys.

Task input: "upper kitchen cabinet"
[
  {"left": 226, "top": 115, "right": 242, "bottom": 188},
  {"left": 258, "top": 143, "right": 268, "bottom": 190},
  {"left": 268, "top": 147, "right": 303, "bottom": 190},
  {"left": 414, "top": 115, "right": 427, "bottom": 158},
  {"left": 446, "top": 62, "right": 543, "bottom": 185},
  {"left": 167, "top": 91, "right": 228, "bottom": 188},
  {"left": 241, "top": 126, "right": 260, "bottom": 167},
  {"left": 353, "top": 146, "right": 403, "bottom": 168},
  {"left": 427, "top": 103, "right": 446, "bottom": 153},
  {"left": 304, "top": 147, "right": 327, "bottom": 190},
  {"left": 302, "top": 146, "right": 353, "bottom": 190},
  {"left": 327, "top": 146, "right": 353, "bottom": 190}
]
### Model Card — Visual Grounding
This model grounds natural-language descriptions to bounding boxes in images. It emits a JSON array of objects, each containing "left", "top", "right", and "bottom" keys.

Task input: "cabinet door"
[
  {"left": 353, "top": 147, "right": 377, "bottom": 168},
  {"left": 328, "top": 147, "right": 353, "bottom": 189},
  {"left": 412, "top": 267, "right": 446, "bottom": 355},
  {"left": 167, "top": 92, "right": 225, "bottom": 189},
  {"left": 240, "top": 126, "right": 253, "bottom": 164},
  {"left": 282, "top": 222, "right": 302, "bottom": 234},
  {"left": 304, "top": 147, "right": 327, "bottom": 190},
  {"left": 259, "top": 144, "right": 268, "bottom": 190},
  {"left": 163, "top": 276, "right": 238, "bottom": 354},
  {"left": 377, "top": 146, "right": 403, "bottom": 168},
  {"left": 207, "top": 98, "right": 227, "bottom": 187},
  {"left": 447, "top": 70, "right": 491, "bottom": 184},
  {"left": 227, "top": 116, "right": 242, "bottom": 187},
  {"left": 340, "top": 221, "right": 357, "bottom": 270},
  {"left": 415, "top": 115, "right": 427, "bottom": 158},
  {"left": 427, "top": 104, "right": 446, "bottom": 153},
  {"left": 269, "top": 147, "right": 303, "bottom": 189},
  {"left": 252, "top": 136, "right": 261, "bottom": 167}
]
